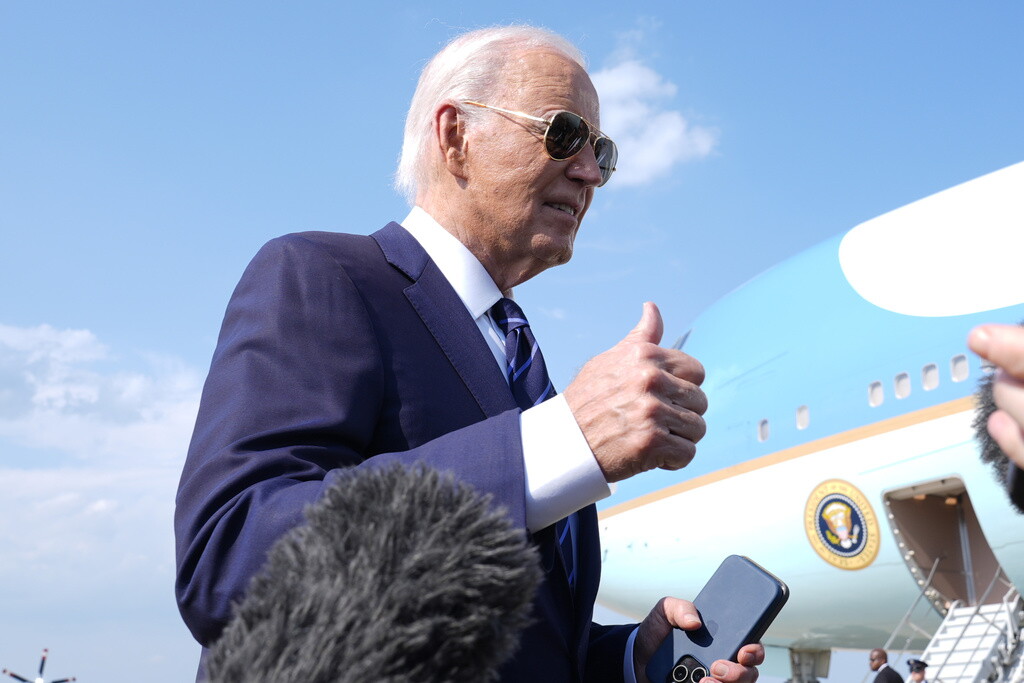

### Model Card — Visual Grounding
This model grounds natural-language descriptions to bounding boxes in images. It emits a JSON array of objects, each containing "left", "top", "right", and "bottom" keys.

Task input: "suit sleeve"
[
  {"left": 587, "top": 623, "right": 638, "bottom": 682},
  {"left": 174, "top": 235, "right": 527, "bottom": 646}
]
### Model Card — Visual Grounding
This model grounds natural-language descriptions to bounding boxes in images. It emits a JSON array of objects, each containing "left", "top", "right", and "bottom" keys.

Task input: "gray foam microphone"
[{"left": 208, "top": 463, "right": 541, "bottom": 683}]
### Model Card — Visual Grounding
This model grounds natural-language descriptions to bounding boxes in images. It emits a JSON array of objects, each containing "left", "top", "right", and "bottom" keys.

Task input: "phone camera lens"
[
  {"left": 690, "top": 666, "right": 708, "bottom": 683},
  {"left": 672, "top": 665, "right": 689, "bottom": 682}
]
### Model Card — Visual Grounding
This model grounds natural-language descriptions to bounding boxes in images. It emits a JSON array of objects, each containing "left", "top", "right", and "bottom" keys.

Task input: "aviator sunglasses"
[{"left": 463, "top": 100, "right": 618, "bottom": 187}]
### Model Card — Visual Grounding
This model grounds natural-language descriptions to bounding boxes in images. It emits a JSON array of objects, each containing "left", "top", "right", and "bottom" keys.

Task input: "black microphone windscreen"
[{"left": 207, "top": 463, "right": 541, "bottom": 683}]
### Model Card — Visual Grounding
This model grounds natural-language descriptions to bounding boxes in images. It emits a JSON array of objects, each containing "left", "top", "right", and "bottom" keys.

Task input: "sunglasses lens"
[
  {"left": 545, "top": 111, "right": 589, "bottom": 160},
  {"left": 545, "top": 110, "right": 617, "bottom": 187},
  {"left": 594, "top": 137, "right": 618, "bottom": 187}
]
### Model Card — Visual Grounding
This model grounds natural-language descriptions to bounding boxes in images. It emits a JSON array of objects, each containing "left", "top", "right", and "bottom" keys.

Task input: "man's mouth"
[{"left": 546, "top": 202, "right": 577, "bottom": 217}]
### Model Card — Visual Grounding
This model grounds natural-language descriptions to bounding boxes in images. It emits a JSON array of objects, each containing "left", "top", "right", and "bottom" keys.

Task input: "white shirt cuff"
[
  {"left": 624, "top": 626, "right": 640, "bottom": 683},
  {"left": 520, "top": 394, "right": 611, "bottom": 531}
]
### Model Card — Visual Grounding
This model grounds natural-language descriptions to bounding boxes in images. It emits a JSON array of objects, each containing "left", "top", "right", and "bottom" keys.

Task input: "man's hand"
[
  {"left": 563, "top": 302, "right": 707, "bottom": 483},
  {"left": 633, "top": 597, "right": 764, "bottom": 683},
  {"left": 968, "top": 324, "right": 1024, "bottom": 469}
]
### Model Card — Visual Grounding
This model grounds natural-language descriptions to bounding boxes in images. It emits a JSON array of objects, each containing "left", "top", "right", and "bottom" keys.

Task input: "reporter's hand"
[
  {"left": 564, "top": 302, "right": 707, "bottom": 483},
  {"left": 633, "top": 597, "right": 764, "bottom": 683},
  {"left": 968, "top": 324, "right": 1024, "bottom": 468}
]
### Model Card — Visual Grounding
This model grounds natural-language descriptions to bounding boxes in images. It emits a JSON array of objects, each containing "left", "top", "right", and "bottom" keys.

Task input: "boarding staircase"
[
  {"left": 883, "top": 560, "right": 1024, "bottom": 683},
  {"left": 922, "top": 590, "right": 1024, "bottom": 683}
]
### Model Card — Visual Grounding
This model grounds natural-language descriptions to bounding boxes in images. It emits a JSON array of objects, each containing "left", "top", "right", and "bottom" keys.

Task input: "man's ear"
[{"left": 435, "top": 103, "right": 469, "bottom": 180}]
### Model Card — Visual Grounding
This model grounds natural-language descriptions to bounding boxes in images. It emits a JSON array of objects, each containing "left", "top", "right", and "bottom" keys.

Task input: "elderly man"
[{"left": 175, "top": 26, "right": 764, "bottom": 683}]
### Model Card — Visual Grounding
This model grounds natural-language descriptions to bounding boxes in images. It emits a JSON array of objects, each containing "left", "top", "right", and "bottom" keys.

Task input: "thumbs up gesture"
[{"left": 563, "top": 302, "right": 707, "bottom": 483}]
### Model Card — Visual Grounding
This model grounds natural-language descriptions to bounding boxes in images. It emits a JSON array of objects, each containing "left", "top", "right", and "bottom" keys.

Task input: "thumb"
[{"left": 624, "top": 302, "right": 664, "bottom": 345}]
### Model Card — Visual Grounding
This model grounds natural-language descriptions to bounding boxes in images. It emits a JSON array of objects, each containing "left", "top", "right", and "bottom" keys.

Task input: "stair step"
[
  {"left": 937, "top": 620, "right": 1010, "bottom": 635},
  {"left": 929, "top": 642, "right": 1000, "bottom": 656},
  {"left": 932, "top": 634, "right": 1001, "bottom": 648},
  {"left": 927, "top": 651, "right": 991, "bottom": 665},
  {"left": 949, "top": 603, "right": 1004, "bottom": 614},
  {"left": 943, "top": 617, "right": 1008, "bottom": 629},
  {"left": 935, "top": 625, "right": 1004, "bottom": 639},
  {"left": 933, "top": 664, "right": 971, "bottom": 677},
  {"left": 942, "top": 614, "right": 1010, "bottom": 629}
]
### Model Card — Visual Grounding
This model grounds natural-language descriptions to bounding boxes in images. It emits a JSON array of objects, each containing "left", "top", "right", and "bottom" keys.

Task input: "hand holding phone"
[{"left": 645, "top": 555, "right": 789, "bottom": 683}]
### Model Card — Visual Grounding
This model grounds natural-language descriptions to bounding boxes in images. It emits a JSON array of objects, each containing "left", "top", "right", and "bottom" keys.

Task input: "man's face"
[
  {"left": 458, "top": 48, "right": 604, "bottom": 290},
  {"left": 869, "top": 653, "right": 884, "bottom": 671},
  {"left": 910, "top": 671, "right": 925, "bottom": 681}
]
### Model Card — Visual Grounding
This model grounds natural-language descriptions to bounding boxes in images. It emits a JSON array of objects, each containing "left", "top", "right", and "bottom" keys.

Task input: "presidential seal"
[{"left": 804, "top": 479, "right": 880, "bottom": 570}]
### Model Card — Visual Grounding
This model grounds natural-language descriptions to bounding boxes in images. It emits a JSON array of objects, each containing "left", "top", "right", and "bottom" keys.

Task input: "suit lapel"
[
  {"left": 376, "top": 222, "right": 594, "bottom": 673},
  {"left": 372, "top": 222, "right": 516, "bottom": 418}
]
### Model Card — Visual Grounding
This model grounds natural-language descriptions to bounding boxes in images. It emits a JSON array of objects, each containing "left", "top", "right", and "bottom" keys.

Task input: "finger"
[
  {"left": 661, "top": 597, "right": 701, "bottom": 630},
  {"left": 988, "top": 410, "right": 1024, "bottom": 470},
  {"left": 635, "top": 361, "right": 706, "bottom": 411},
  {"left": 736, "top": 643, "right": 766, "bottom": 666},
  {"left": 649, "top": 352, "right": 706, "bottom": 390},
  {"left": 992, "top": 369, "right": 1024, "bottom": 425},
  {"left": 704, "top": 659, "right": 760, "bottom": 683},
  {"left": 665, "top": 379, "right": 708, "bottom": 415},
  {"left": 618, "top": 414, "right": 700, "bottom": 474},
  {"left": 969, "top": 325, "right": 1024, "bottom": 377},
  {"left": 634, "top": 597, "right": 701, "bottom": 683},
  {"left": 629, "top": 376, "right": 707, "bottom": 438},
  {"left": 642, "top": 404, "right": 706, "bottom": 472},
  {"left": 624, "top": 301, "right": 664, "bottom": 346},
  {"left": 656, "top": 398, "right": 708, "bottom": 444}
]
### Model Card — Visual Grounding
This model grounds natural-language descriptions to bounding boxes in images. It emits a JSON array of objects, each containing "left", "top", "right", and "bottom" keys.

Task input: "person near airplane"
[
  {"left": 906, "top": 658, "right": 927, "bottom": 683},
  {"left": 869, "top": 649, "right": 904, "bottom": 683},
  {"left": 174, "top": 24, "right": 764, "bottom": 683}
]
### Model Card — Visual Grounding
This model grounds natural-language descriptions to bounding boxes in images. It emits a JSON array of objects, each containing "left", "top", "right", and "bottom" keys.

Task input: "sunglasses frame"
[{"left": 462, "top": 100, "right": 617, "bottom": 186}]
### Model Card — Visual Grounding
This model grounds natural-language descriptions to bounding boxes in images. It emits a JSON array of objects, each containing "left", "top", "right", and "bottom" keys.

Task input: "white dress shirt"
[
  {"left": 401, "top": 207, "right": 611, "bottom": 531},
  {"left": 401, "top": 207, "right": 638, "bottom": 683}
]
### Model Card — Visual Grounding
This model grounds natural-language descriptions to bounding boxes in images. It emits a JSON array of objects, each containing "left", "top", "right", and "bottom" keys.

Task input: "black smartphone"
[{"left": 645, "top": 555, "right": 789, "bottom": 683}]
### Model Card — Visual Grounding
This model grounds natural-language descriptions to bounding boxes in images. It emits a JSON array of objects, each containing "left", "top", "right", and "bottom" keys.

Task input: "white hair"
[{"left": 394, "top": 25, "right": 586, "bottom": 205}]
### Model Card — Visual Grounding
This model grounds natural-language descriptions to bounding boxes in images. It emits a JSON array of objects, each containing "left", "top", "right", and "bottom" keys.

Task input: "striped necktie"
[{"left": 490, "top": 297, "right": 576, "bottom": 589}]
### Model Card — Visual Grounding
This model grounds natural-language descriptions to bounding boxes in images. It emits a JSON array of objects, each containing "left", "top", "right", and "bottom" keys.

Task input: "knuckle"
[
  {"left": 634, "top": 425, "right": 662, "bottom": 453},
  {"left": 691, "top": 415, "right": 707, "bottom": 441},
  {"left": 637, "top": 395, "right": 663, "bottom": 421},
  {"left": 637, "top": 365, "right": 662, "bottom": 390},
  {"left": 686, "top": 386, "right": 709, "bottom": 415},
  {"left": 688, "top": 356, "right": 706, "bottom": 385}
]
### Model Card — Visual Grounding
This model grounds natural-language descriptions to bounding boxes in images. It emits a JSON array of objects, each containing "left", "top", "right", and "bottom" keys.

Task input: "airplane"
[
  {"left": 596, "top": 160, "right": 1024, "bottom": 683},
  {"left": 2, "top": 648, "right": 75, "bottom": 683}
]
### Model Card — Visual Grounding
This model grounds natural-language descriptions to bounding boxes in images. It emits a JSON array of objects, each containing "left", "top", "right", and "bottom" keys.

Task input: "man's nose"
[{"left": 566, "top": 142, "right": 603, "bottom": 187}]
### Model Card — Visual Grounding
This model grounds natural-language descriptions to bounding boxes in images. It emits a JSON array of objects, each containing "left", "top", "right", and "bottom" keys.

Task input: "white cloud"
[
  {"left": 592, "top": 54, "right": 718, "bottom": 187},
  {"left": 0, "top": 323, "right": 202, "bottom": 466},
  {"left": 0, "top": 465, "right": 180, "bottom": 612},
  {"left": 0, "top": 323, "right": 200, "bottom": 654}
]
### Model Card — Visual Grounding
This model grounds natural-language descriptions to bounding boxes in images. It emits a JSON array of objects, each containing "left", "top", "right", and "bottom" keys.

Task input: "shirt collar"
[{"left": 401, "top": 206, "right": 504, "bottom": 319}]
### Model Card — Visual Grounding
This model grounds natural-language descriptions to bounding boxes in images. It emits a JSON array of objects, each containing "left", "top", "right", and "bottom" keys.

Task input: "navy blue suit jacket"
[
  {"left": 174, "top": 223, "right": 634, "bottom": 682},
  {"left": 874, "top": 665, "right": 904, "bottom": 683}
]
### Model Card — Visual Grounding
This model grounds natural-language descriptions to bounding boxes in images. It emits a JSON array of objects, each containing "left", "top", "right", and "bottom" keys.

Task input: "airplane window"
[
  {"left": 895, "top": 372, "right": 911, "bottom": 399},
  {"left": 757, "top": 419, "right": 770, "bottom": 442},
  {"left": 922, "top": 363, "right": 939, "bottom": 390},
  {"left": 869, "top": 381, "right": 884, "bottom": 407},
  {"left": 951, "top": 354, "right": 969, "bottom": 382},
  {"left": 796, "top": 405, "right": 810, "bottom": 430}
]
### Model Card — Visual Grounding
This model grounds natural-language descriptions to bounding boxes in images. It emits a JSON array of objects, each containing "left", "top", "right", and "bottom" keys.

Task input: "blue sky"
[{"left": 1, "top": 2, "right": 1022, "bottom": 680}]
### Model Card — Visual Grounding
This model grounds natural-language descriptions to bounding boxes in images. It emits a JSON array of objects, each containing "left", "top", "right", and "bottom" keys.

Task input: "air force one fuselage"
[{"left": 596, "top": 161, "right": 1024, "bottom": 681}]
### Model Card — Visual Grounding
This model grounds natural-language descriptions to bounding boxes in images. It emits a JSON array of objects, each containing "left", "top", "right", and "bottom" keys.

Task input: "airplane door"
[{"left": 883, "top": 477, "right": 1012, "bottom": 615}]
